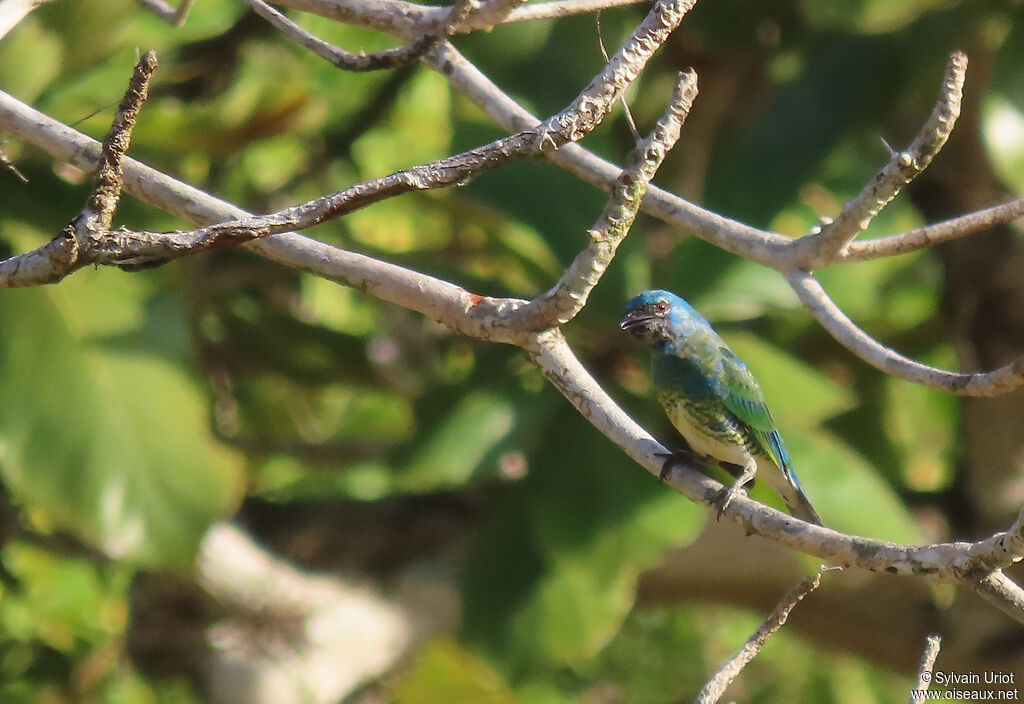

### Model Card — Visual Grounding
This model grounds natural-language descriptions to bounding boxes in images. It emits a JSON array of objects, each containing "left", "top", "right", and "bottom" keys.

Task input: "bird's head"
[{"left": 619, "top": 289, "right": 704, "bottom": 352}]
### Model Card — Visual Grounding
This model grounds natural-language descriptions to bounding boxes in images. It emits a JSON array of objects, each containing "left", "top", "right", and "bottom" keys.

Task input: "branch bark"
[
  {"left": 695, "top": 568, "right": 829, "bottom": 704},
  {"left": 908, "top": 635, "right": 942, "bottom": 703}
]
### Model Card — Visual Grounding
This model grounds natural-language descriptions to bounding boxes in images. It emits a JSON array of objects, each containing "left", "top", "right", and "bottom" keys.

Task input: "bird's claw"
[
  {"left": 655, "top": 449, "right": 705, "bottom": 481},
  {"left": 713, "top": 483, "right": 746, "bottom": 521},
  {"left": 656, "top": 453, "right": 674, "bottom": 481}
]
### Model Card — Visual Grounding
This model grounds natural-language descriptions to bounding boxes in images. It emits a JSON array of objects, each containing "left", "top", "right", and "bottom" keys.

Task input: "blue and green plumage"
[{"left": 620, "top": 289, "right": 822, "bottom": 525}]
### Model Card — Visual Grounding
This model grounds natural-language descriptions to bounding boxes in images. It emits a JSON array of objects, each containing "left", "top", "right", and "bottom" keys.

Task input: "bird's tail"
[
  {"left": 757, "top": 458, "right": 823, "bottom": 526},
  {"left": 782, "top": 488, "right": 822, "bottom": 526}
]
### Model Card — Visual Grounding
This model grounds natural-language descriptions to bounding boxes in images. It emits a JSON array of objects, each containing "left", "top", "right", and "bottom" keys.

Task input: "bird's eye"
[{"left": 654, "top": 300, "right": 669, "bottom": 314}]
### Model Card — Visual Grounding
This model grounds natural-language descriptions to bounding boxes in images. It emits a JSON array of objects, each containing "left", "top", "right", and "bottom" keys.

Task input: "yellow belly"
[{"left": 657, "top": 390, "right": 751, "bottom": 466}]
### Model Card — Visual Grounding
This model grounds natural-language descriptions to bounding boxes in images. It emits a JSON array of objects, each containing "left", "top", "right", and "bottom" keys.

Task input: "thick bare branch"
[
  {"left": 963, "top": 507, "right": 1024, "bottom": 572},
  {"left": 276, "top": 0, "right": 648, "bottom": 34},
  {"left": 276, "top": 1, "right": 1022, "bottom": 288},
  {"left": 543, "top": 0, "right": 696, "bottom": 140},
  {"left": 506, "top": 69, "right": 698, "bottom": 330},
  {"left": 524, "top": 330, "right": 1024, "bottom": 594},
  {"left": 422, "top": 40, "right": 794, "bottom": 263},
  {"left": 909, "top": 635, "right": 942, "bottom": 703},
  {"left": 464, "top": 0, "right": 528, "bottom": 27},
  {"left": 76, "top": 129, "right": 551, "bottom": 270},
  {"left": 696, "top": 568, "right": 829, "bottom": 704},
  {"left": 248, "top": 0, "right": 473, "bottom": 72},
  {"left": 786, "top": 268, "right": 1024, "bottom": 396},
  {"left": 274, "top": 0, "right": 798, "bottom": 263},
  {"left": 793, "top": 51, "right": 967, "bottom": 269},
  {"left": 494, "top": 0, "right": 647, "bottom": 25}
]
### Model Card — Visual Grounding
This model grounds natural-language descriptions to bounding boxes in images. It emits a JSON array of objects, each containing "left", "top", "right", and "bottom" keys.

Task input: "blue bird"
[{"left": 620, "top": 289, "right": 822, "bottom": 525}]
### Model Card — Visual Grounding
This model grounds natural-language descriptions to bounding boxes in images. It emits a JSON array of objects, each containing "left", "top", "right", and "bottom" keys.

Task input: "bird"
[{"left": 619, "top": 289, "right": 822, "bottom": 525}]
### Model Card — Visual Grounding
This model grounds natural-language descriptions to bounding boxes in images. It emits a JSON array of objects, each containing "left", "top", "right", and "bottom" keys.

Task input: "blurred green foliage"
[{"left": 1, "top": 0, "right": 1023, "bottom": 701}]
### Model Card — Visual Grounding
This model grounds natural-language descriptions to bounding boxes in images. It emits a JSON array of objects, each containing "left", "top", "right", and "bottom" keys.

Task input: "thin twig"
[
  {"left": 84, "top": 50, "right": 158, "bottom": 232},
  {"left": 506, "top": 69, "right": 697, "bottom": 329},
  {"left": 786, "top": 268, "right": 1024, "bottom": 397},
  {"left": 134, "top": 0, "right": 194, "bottom": 27},
  {"left": 908, "top": 635, "right": 942, "bottom": 703},
  {"left": 695, "top": 567, "right": 831, "bottom": 704},
  {"left": 795, "top": 51, "right": 967, "bottom": 268},
  {"left": 597, "top": 9, "right": 640, "bottom": 141},
  {"left": 0, "top": 147, "right": 28, "bottom": 183},
  {"left": 840, "top": 196, "right": 1024, "bottom": 262},
  {"left": 974, "top": 571, "right": 1024, "bottom": 627},
  {"left": 0, "top": 51, "right": 157, "bottom": 286},
  {"left": 248, "top": 0, "right": 473, "bottom": 72}
]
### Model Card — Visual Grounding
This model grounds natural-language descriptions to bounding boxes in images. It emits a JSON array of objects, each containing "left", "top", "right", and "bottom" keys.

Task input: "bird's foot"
[
  {"left": 713, "top": 458, "right": 758, "bottom": 521},
  {"left": 713, "top": 483, "right": 747, "bottom": 520},
  {"left": 655, "top": 449, "right": 707, "bottom": 481}
]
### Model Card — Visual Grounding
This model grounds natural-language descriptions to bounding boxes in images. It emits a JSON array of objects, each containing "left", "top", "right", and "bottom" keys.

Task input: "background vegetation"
[{"left": 1, "top": 0, "right": 1023, "bottom": 701}]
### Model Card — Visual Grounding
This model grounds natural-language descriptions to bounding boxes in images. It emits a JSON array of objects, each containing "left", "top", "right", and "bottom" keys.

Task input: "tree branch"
[
  {"left": 973, "top": 570, "right": 1024, "bottom": 627},
  {"left": 489, "top": 0, "right": 647, "bottom": 26},
  {"left": 1, "top": 0, "right": 688, "bottom": 287},
  {"left": 134, "top": 0, "right": 195, "bottom": 27},
  {"left": 695, "top": 567, "right": 829, "bottom": 704},
  {"left": 786, "top": 268, "right": 1024, "bottom": 396},
  {"left": 274, "top": 2, "right": 1014, "bottom": 285},
  {"left": 840, "top": 196, "right": 1024, "bottom": 262},
  {"left": 0, "top": 50, "right": 157, "bottom": 286},
  {"left": 908, "top": 635, "right": 942, "bottom": 703},
  {"left": 505, "top": 69, "right": 698, "bottom": 330},
  {"left": 0, "top": 0, "right": 57, "bottom": 39},
  {"left": 793, "top": 52, "right": 967, "bottom": 269},
  {"left": 247, "top": 0, "right": 474, "bottom": 72}
]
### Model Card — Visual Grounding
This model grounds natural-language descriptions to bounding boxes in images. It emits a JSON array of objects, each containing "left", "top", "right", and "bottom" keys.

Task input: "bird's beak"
[{"left": 619, "top": 308, "right": 653, "bottom": 331}]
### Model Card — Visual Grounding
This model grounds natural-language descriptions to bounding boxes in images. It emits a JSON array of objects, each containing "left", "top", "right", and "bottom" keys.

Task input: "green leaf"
[
  {"left": 800, "top": 0, "right": 960, "bottom": 33},
  {"left": 394, "top": 392, "right": 515, "bottom": 492},
  {"left": 885, "top": 376, "right": 958, "bottom": 492},
  {"left": 692, "top": 260, "right": 800, "bottom": 322},
  {"left": 983, "top": 95, "right": 1024, "bottom": 196},
  {"left": 786, "top": 432, "right": 920, "bottom": 543},
  {"left": 352, "top": 69, "right": 452, "bottom": 176},
  {"left": 0, "top": 542, "right": 130, "bottom": 651},
  {"left": 0, "top": 19, "right": 62, "bottom": 103},
  {"left": 393, "top": 640, "right": 518, "bottom": 704},
  {"left": 0, "top": 272, "right": 242, "bottom": 567},
  {"left": 462, "top": 408, "right": 704, "bottom": 671}
]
